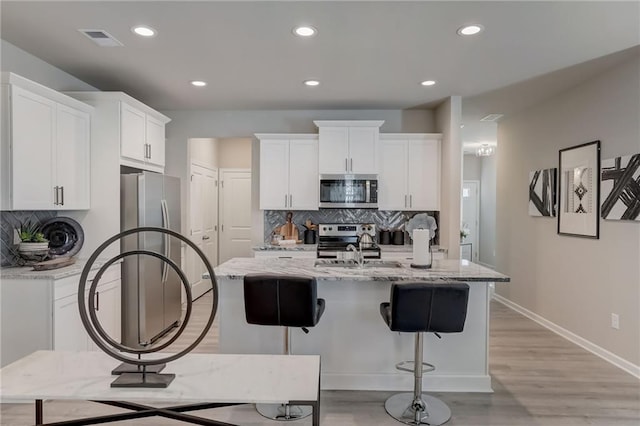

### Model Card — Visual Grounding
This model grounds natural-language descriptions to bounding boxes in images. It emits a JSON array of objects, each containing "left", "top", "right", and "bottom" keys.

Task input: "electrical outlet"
[{"left": 611, "top": 313, "right": 620, "bottom": 330}]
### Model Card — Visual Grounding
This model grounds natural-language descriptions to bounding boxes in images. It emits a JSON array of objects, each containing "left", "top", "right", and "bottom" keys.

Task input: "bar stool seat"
[
  {"left": 380, "top": 282, "right": 469, "bottom": 426},
  {"left": 244, "top": 274, "right": 325, "bottom": 422}
]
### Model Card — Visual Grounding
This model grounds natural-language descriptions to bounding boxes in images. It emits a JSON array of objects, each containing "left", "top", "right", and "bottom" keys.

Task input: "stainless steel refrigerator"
[{"left": 120, "top": 172, "right": 181, "bottom": 348}]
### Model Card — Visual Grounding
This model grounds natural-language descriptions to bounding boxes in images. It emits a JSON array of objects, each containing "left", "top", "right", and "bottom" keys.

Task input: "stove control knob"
[{"left": 329, "top": 227, "right": 333, "bottom": 231}]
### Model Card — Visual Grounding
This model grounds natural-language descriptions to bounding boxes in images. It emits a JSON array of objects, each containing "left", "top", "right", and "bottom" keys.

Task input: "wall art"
[
  {"left": 558, "top": 140, "right": 601, "bottom": 238},
  {"left": 601, "top": 153, "right": 640, "bottom": 221},
  {"left": 529, "top": 168, "right": 557, "bottom": 217}
]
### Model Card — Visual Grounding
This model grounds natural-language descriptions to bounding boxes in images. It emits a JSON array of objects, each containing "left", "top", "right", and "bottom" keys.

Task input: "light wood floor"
[{"left": 1, "top": 293, "right": 638, "bottom": 425}]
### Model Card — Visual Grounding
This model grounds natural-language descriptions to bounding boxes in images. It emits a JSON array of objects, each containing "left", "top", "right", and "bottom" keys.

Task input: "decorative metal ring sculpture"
[{"left": 78, "top": 227, "right": 218, "bottom": 369}]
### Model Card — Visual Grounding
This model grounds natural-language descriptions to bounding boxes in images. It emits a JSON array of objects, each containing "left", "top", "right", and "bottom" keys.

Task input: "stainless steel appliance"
[
  {"left": 319, "top": 174, "right": 378, "bottom": 208},
  {"left": 121, "top": 172, "right": 181, "bottom": 348},
  {"left": 316, "top": 223, "right": 381, "bottom": 259}
]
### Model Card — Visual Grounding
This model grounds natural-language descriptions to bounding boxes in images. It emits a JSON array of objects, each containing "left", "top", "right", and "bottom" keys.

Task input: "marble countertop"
[
  {"left": 210, "top": 257, "right": 509, "bottom": 283},
  {"left": 253, "top": 244, "right": 317, "bottom": 251},
  {"left": 252, "top": 244, "right": 447, "bottom": 253},
  {"left": 0, "top": 259, "right": 117, "bottom": 280}
]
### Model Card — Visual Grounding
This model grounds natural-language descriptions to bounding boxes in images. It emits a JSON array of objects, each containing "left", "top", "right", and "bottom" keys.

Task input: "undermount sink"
[{"left": 314, "top": 259, "right": 402, "bottom": 269}]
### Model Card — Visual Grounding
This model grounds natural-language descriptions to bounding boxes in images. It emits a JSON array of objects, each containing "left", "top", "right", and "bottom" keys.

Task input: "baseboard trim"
[{"left": 493, "top": 294, "right": 640, "bottom": 379}]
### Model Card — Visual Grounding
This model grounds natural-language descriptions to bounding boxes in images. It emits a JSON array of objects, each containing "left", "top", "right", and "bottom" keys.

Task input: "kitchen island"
[{"left": 211, "top": 258, "right": 509, "bottom": 393}]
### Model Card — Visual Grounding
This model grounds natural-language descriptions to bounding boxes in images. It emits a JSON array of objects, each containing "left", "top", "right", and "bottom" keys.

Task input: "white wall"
[
  {"left": 163, "top": 109, "right": 436, "bottom": 245},
  {"left": 479, "top": 155, "right": 496, "bottom": 267},
  {"left": 218, "top": 138, "right": 251, "bottom": 169},
  {"left": 189, "top": 138, "right": 219, "bottom": 169},
  {"left": 463, "top": 155, "right": 481, "bottom": 181},
  {"left": 496, "top": 55, "right": 640, "bottom": 367},
  {"left": 435, "top": 97, "right": 463, "bottom": 258},
  {"left": 1, "top": 40, "right": 96, "bottom": 91}
]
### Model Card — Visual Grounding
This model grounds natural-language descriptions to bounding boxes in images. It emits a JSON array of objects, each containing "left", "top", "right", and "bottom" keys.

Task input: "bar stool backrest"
[
  {"left": 388, "top": 282, "right": 469, "bottom": 333},
  {"left": 243, "top": 274, "right": 321, "bottom": 327}
]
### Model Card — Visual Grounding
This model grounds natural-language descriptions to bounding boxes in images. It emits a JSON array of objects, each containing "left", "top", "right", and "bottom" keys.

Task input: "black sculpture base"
[
  {"left": 410, "top": 263, "right": 432, "bottom": 269},
  {"left": 111, "top": 362, "right": 166, "bottom": 375},
  {"left": 110, "top": 372, "right": 175, "bottom": 388}
]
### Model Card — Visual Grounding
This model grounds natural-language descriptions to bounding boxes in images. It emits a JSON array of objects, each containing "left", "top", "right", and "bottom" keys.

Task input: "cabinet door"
[
  {"left": 11, "top": 86, "right": 55, "bottom": 210},
  {"left": 407, "top": 139, "right": 440, "bottom": 210},
  {"left": 318, "top": 127, "right": 349, "bottom": 174},
  {"left": 289, "top": 139, "right": 319, "bottom": 210},
  {"left": 54, "top": 293, "right": 89, "bottom": 351},
  {"left": 120, "top": 102, "right": 146, "bottom": 163},
  {"left": 348, "top": 127, "right": 378, "bottom": 174},
  {"left": 259, "top": 140, "right": 289, "bottom": 209},
  {"left": 146, "top": 115, "right": 165, "bottom": 168},
  {"left": 378, "top": 140, "right": 408, "bottom": 210},
  {"left": 55, "top": 104, "right": 90, "bottom": 209},
  {"left": 88, "top": 279, "right": 121, "bottom": 350}
]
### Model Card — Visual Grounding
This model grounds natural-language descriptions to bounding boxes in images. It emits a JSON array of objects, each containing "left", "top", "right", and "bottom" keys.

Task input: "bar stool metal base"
[
  {"left": 384, "top": 393, "right": 451, "bottom": 425},
  {"left": 255, "top": 403, "right": 312, "bottom": 421}
]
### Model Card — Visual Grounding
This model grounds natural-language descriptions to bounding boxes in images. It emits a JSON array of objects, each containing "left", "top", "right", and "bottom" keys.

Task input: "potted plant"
[{"left": 17, "top": 221, "right": 49, "bottom": 256}]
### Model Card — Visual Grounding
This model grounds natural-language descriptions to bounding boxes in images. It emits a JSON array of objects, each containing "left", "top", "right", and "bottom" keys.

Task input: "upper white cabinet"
[
  {"left": 1, "top": 73, "right": 92, "bottom": 210},
  {"left": 66, "top": 91, "right": 170, "bottom": 173},
  {"left": 379, "top": 134, "right": 441, "bottom": 211},
  {"left": 257, "top": 134, "right": 319, "bottom": 210},
  {"left": 314, "top": 120, "right": 383, "bottom": 174}
]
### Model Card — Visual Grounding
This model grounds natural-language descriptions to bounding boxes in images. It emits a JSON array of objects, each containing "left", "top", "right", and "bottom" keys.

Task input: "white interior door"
[
  {"left": 219, "top": 169, "right": 252, "bottom": 264},
  {"left": 188, "top": 164, "right": 218, "bottom": 300},
  {"left": 462, "top": 181, "right": 480, "bottom": 262}
]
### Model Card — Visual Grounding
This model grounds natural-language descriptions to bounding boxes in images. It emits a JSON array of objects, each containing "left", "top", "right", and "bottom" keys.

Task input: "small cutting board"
[
  {"left": 32, "top": 257, "right": 75, "bottom": 271},
  {"left": 279, "top": 212, "right": 299, "bottom": 241}
]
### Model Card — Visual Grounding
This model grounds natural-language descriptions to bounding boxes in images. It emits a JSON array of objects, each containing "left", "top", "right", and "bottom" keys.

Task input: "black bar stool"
[
  {"left": 243, "top": 274, "right": 325, "bottom": 421},
  {"left": 380, "top": 282, "right": 469, "bottom": 425}
]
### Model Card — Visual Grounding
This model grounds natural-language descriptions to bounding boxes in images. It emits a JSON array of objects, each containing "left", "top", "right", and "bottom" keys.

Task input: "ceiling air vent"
[
  {"left": 480, "top": 114, "right": 504, "bottom": 122},
  {"left": 79, "top": 29, "right": 123, "bottom": 47}
]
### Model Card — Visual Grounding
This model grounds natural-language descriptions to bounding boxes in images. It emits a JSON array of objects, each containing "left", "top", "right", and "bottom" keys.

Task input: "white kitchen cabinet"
[
  {"left": 378, "top": 134, "right": 441, "bottom": 211},
  {"left": 314, "top": 121, "right": 384, "bottom": 174},
  {"left": 0, "top": 73, "right": 91, "bottom": 210},
  {"left": 0, "top": 265, "right": 121, "bottom": 367},
  {"left": 380, "top": 250, "right": 446, "bottom": 261},
  {"left": 66, "top": 91, "right": 170, "bottom": 173},
  {"left": 257, "top": 134, "right": 319, "bottom": 210}
]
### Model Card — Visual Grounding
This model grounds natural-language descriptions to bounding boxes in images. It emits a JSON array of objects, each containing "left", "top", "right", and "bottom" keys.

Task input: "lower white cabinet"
[
  {"left": 380, "top": 250, "right": 446, "bottom": 262},
  {"left": 0, "top": 265, "right": 121, "bottom": 367}
]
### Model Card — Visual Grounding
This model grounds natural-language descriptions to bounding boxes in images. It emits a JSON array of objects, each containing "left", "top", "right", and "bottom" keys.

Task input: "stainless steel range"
[{"left": 316, "top": 223, "right": 381, "bottom": 259}]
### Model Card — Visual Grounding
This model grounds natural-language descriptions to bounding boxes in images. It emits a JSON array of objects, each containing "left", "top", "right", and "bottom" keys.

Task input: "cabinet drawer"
[{"left": 54, "top": 264, "right": 120, "bottom": 301}]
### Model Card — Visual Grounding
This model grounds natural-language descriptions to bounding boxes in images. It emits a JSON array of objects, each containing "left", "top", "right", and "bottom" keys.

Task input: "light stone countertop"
[
  {"left": 378, "top": 244, "right": 448, "bottom": 253},
  {"left": 253, "top": 244, "right": 317, "bottom": 251},
  {"left": 0, "top": 259, "right": 118, "bottom": 280},
  {"left": 210, "top": 257, "right": 509, "bottom": 283}
]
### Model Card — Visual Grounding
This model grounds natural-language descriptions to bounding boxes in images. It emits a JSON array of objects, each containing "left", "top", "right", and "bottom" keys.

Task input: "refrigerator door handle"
[{"left": 161, "top": 199, "right": 170, "bottom": 283}]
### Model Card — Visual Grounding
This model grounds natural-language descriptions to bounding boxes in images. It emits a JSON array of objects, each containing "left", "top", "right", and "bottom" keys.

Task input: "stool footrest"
[{"left": 395, "top": 361, "right": 435, "bottom": 374}]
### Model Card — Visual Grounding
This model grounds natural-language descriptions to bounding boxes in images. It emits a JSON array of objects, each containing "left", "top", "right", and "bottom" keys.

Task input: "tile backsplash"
[
  {"left": 264, "top": 209, "right": 439, "bottom": 244},
  {"left": 0, "top": 211, "right": 57, "bottom": 266}
]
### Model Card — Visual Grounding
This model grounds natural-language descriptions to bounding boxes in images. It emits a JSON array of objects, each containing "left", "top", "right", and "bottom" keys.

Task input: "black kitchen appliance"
[{"left": 316, "top": 223, "right": 381, "bottom": 259}]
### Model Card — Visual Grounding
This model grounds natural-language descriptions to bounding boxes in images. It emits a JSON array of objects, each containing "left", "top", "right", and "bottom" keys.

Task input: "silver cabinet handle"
[
  {"left": 284, "top": 194, "right": 288, "bottom": 207},
  {"left": 350, "top": 158, "right": 353, "bottom": 172},
  {"left": 221, "top": 224, "right": 224, "bottom": 232},
  {"left": 405, "top": 194, "right": 407, "bottom": 208},
  {"left": 289, "top": 194, "right": 292, "bottom": 207},
  {"left": 409, "top": 194, "right": 412, "bottom": 208},
  {"left": 53, "top": 186, "right": 59, "bottom": 205},
  {"left": 148, "top": 143, "right": 151, "bottom": 159},
  {"left": 214, "top": 225, "right": 218, "bottom": 231},
  {"left": 60, "top": 186, "right": 64, "bottom": 206},
  {"left": 345, "top": 158, "right": 348, "bottom": 172},
  {"left": 202, "top": 235, "right": 210, "bottom": 240}
]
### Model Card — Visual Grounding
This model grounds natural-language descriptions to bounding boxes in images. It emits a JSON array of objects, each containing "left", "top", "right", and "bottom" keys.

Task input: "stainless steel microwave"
[{"left": 319, "top": 174, "right": 378, "bottom": 208}]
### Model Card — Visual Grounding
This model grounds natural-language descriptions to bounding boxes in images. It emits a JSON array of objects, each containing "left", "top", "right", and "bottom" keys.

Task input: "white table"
[{"left": 0, "top": 351, "right": 321, "bottom": 425}]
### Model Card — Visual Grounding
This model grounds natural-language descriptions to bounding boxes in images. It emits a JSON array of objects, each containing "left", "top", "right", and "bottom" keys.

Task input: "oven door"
[{"left": 319, "top": 174, "right": 378, "bottom": 208}]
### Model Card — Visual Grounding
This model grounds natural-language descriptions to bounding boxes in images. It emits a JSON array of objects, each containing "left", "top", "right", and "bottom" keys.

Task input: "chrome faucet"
[{"left": 346, "top": 243, "right": 364, "bottom": 267}]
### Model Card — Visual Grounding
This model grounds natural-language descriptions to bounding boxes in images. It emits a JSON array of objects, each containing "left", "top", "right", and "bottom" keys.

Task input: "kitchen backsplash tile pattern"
[
  {"left": 264, "top": 210, "right": 439, "bottom": 244},
  {"left": 0, "top": 211, "right": 57, "bottom": 266}
]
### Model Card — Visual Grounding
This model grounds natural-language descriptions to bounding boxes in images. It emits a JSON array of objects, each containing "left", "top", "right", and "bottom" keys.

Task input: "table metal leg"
[{"left": 35, "top": 399, "right": 43, "bottom": 425}]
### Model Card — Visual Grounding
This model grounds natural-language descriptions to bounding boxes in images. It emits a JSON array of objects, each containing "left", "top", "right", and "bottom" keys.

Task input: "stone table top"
[
  {"left": 0, "top": 259, "right": 118, "bottom": 280},
  {"left": 209, "top": 257, "right": 510, "bottom": 283}
]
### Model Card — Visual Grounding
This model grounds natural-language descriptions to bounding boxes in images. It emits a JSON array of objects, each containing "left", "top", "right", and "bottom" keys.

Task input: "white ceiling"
[{"left": 1, "top": 1, "right": 639, "bottom": 134}]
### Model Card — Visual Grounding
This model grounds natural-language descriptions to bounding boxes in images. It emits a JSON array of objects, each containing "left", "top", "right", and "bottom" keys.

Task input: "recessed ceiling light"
[
  {"left": 457, "top": 24, "right": 483, "bottom": 36},
  {"left": 293, "top": 26, "right": 317, "bottom": 37},
  {"left": 132, "top": 26, "right": 156, "bottom": 37},
  {"left": 304, "top": 80, "right": 320, "bottom": 87},
  {"left": 190, "top": 80, "right": 207, "bottom": 87},
  {"left": 420, "top": 80, "right": 436, "bottom": 86}
]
